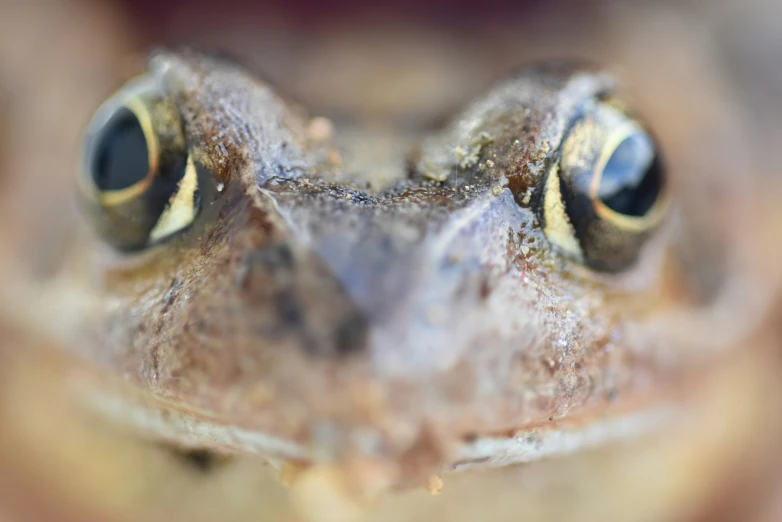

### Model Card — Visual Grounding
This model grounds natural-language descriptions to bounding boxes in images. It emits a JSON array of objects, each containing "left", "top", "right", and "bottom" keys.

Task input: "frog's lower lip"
[
  {"left": 453, "top": 407, "right": 672, "bottom": 471},
  {"left": 74, "top": 372, "right": 673, "bottom": 474},
  {"left": 74, "top": 380, "right": 312, "bottom": 461}
]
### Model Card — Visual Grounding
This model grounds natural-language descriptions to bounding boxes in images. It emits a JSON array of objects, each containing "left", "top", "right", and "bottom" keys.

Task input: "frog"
[
  {"left": 2, "top": 36, "right": 781, "bottom": 521},
  {"left": 14, "top": 44, "right": 765, "bottom": 501}
]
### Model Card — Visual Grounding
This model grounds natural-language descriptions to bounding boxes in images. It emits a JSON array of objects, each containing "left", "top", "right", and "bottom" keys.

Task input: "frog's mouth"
[
  {"left": 452, "top": 407, "right": 671, "bottom": 471},
  {"left": 73, "top": 368, "right": 674, "bottom": 485}
]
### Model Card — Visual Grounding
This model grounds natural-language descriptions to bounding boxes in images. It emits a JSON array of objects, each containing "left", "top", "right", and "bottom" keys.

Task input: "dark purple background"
[{"left": 121, "top": 0, "right": 588, "bottom": 36}]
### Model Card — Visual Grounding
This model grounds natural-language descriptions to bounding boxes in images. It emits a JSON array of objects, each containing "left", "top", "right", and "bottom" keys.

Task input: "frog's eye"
[
  {"left": 80, "top": 76, "right": 200, "bottom": 251},
  {"left": 541, "top": 98, "right": 668, "bottom": 272}
]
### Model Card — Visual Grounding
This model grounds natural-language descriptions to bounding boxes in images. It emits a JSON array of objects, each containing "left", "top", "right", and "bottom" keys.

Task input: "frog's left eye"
[
  {"left": 80, "top": 76, "right": 200, "bottom": 251},
  {"left": 541, "top": 98, "right": 669, "bottom": 272}
]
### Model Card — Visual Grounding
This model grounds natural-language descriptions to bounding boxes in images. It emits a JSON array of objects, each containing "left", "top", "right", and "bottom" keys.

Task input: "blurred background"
[{"left": 0, "top": 0, "right": 781, "bottom": 521}]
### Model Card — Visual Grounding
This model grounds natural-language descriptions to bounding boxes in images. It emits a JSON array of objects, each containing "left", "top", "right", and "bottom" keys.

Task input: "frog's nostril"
[
  {"left": 235, "top": 243, "right": 302, "bottom": 329},
  {"left": 234, "top": 243, "right": 295, "bottom": 291},
  {"left": 333, "top": 311, "right": 368, "bottom": 355},
  {"left": 234, "top": 242, "right": 369, "bottom": 356}
]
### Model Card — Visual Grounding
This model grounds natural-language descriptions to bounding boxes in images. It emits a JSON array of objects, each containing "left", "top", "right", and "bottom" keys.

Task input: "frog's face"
[{"left": 72, "top": 51, "right": 734, "bottom": 477}]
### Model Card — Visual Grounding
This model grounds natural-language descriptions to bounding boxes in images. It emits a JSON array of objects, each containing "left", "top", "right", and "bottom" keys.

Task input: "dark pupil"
[
  {"left": 93, "top": 107, "right": 149, "bottom": 191},
  {"left": 598, "top": 131, "right": 662, "bottom": 217}
]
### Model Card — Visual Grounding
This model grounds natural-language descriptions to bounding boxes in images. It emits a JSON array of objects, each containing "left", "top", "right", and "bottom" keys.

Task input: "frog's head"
[{"left": 73, "top": 50, "right": 763, "bottom": 482}]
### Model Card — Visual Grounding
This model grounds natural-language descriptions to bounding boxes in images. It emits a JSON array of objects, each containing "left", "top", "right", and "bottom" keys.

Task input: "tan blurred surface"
[{"left": 1, "top": 1, "right": 781, "bottom": 521}]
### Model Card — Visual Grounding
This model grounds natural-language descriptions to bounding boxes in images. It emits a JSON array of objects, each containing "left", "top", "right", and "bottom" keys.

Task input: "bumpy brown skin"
[{"left": 64, "top": 51, "right": 720, "bottom": 483}]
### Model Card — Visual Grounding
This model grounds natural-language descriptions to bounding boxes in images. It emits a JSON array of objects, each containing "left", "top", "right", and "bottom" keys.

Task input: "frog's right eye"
[
  {"left": 80, "top": 76, "right": 201, "bottom": 251},
  {"left": 540, "top": 98, "right": 669, "bottom": 272}
]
